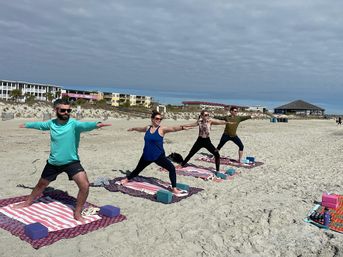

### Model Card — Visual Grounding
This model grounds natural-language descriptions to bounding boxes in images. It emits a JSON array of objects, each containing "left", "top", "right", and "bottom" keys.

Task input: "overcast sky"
[{"left": 1, "top": 1, "right": 343, "bottom": 112}]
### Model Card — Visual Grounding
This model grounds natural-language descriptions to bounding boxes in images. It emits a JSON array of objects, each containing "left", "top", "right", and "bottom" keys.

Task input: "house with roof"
[{"left": 274, "top": 100, "right": 325, "bottom": 116}]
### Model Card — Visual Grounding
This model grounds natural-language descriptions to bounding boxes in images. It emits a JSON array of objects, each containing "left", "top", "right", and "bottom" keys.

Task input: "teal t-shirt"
[{"left": 25, "top": 118, "right": 98, "bottom": 166}]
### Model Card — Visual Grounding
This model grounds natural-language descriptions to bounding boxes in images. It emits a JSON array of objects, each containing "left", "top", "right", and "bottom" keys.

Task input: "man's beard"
[{"left": 57, "top": 112, "right": 70, "bottom": 121}]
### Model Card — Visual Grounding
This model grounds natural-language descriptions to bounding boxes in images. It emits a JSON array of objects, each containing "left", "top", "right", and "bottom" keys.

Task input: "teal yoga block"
[
  {"left": 246, "top": 156, "right": 255, "bottom": 163},
  {"left": 156, "top": 190, "right": 173, "bottom": 204},
  {"left": 225, "top": 168, "right": 236, "bottom": 176},
  {"left": 24, "top": 222, "right": 48, "bottom": 240},
  {"left": 176, "top": 183, "right": 189, "bottom": 191},
  {"left": 215, "top": 172, "right": 227, "bottom": 180}
]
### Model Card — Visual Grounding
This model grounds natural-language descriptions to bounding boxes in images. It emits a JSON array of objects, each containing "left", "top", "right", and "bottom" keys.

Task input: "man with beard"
[{"left": 15, "top": 99, "right": 110, "bottom": 221}]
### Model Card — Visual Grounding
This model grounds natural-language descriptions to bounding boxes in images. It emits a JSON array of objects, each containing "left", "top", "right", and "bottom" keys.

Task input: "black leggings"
[
  {"left": 127, "top": 154, "right": 177, "bottom": 187},
  {"left": 217, "top": 134, "right": 244, "bottom": 151},
  {"left": 181, "top": 137, "right": 220, "bottom": 171}
]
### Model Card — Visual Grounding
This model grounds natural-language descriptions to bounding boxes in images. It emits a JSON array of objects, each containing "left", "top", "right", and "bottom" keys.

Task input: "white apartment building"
[
  {"left": 1, "top": 79, "right": 152, "bottom": 107},
  {"left": 0, "top": 79, "right": 62, "bottom": 102}
]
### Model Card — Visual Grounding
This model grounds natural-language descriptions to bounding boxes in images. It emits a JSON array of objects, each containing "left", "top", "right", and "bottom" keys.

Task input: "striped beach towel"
[
  {"left": 104, "top": 176, "right": 204, "bottom": 203},
  {"left": 0, "top": 191, "right": 126, "bottom": 249},
  {"left": 160, "top": 164, "right": 228, "bottom": 181},
  {"left": 0, "top": 196, "right": 101, "bottom": 232},
  {"left": 173, "top": 165, "right": 216, "bottom": 180},
  {"left": 123, "top": 181, "right": 165, "bottom": 195},
  {"left": 196, "top": 155, "right": 264, "bottom": 169}
]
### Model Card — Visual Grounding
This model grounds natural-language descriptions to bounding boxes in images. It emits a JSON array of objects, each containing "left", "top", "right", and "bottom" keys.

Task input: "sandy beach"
[{"left": 1, "top": 117, "right": 342, "bottom": 257}]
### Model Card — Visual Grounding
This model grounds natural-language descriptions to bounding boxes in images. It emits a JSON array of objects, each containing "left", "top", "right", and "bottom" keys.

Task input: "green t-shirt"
[
  {"left": 25, "top": 118, "right": 98, "bottom": 165},
  {"left": 214, "top": 115, "right": 251, "bottom": 137}
]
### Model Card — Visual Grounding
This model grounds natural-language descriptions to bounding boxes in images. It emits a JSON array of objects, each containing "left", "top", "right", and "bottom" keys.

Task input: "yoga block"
[
  {"left": 322, "top": 201, "right": 338, "bottom": 210},
  {"left": 215, "top": 173, "right": 227, "bottom": 180},
  {"left": 225, "top": 168, "right": 236, "bottom": 176},
  {"left": 100, "top": 205, "right": 121, "bottom": 217},
  {"left": 322, "top": 194, "right": 339, "bottom": 204},
  {"left": 156, "top": 190, "right": 173, "bottom": 204},
  {"left": 176, "top": 183, "right": 189, "bottom": 191},
  {"left": 24, "top": 222, "right": 48, "bottom": 240},
  {"left": 246, "top": 156, "right": 255, "bottom": 163}
]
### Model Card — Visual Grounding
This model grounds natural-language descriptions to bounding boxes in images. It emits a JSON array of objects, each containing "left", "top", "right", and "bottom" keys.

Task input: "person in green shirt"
[
  {"left": 215, "top": 106, "right": 251, "bottom": 163},
  {"left": 15, "top": 99, "right": 111, "bottom": 221}
]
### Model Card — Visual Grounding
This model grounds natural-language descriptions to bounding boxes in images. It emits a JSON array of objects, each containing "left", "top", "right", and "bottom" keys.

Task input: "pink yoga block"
[
  {"left": 24, "top": 222, "right": 48, "bottom": 240},
  {"left": 99, "top": 205, "right": 120, "bottom": 217},
  {"left": 322, "top": 194, "right": 339, "bottom": 204},
  {"left": 322, "top": 201, "right": 338, "bottom": 210}
]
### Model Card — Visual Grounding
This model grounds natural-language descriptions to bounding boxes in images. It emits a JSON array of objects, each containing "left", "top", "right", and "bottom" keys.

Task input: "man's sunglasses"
[{"left": 58, "top": 108, "right": 72, "bottom": 113}]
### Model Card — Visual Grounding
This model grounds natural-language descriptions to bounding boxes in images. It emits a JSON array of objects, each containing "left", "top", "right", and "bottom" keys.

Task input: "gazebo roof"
[{"left": 275, "top": 100, "right": 324, "bottom": 111}]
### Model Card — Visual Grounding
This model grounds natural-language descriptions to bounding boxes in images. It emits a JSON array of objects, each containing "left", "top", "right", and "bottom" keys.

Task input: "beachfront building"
[
  {"left": 0, "top": 79, "right": 61, "bottom": 102},
  {"left": 182, "top": 101, "right": 248, "bottom": 111},
  {"left": 274, "top": 100, "right": 325, "bottom": 116},
  {"left": 182, "top": 101, "right": 229, "bottom": 110},
  {"left": 111, "top": 93, "right": 152, "bottom": 107},
  {"left": 97, "top": 92, "right": 113, "bottom": 104},
  {"left": 247, "top": 106, "right": 267, "bottom": 113},
  {"left": 61, "top": 89, "right": 98, "bottom": 102}
]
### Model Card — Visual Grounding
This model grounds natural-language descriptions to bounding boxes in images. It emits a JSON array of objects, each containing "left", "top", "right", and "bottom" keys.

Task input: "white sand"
[{"left": 0, "top": 118, "right": 342, "bottom": 257}]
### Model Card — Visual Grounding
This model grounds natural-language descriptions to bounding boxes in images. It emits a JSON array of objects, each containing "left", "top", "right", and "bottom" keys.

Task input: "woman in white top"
[{"left": 181, "top": 110, "right": 227, "bottom": 172}]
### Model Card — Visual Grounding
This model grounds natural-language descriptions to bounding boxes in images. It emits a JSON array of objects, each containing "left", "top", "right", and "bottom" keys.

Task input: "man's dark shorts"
[{"left": 41, "top": 161, "right": 85, "bottom": 182}]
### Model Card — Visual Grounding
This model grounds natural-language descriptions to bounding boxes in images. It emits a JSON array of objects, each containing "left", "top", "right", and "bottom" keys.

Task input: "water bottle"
[{"left": 323, "top": 208, "right": 331, "bottom": 227}]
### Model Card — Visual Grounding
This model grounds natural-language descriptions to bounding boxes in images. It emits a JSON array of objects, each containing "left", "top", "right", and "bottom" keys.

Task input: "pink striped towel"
[
  {"left": 0, "top": 196, "right": 101, "bottom": 232},
  {"left": 123, "top": 181, "right": 165, "bottom": 195}
]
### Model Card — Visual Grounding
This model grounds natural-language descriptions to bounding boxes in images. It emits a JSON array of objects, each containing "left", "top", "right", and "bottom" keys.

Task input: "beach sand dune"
[{"left": 0, "top": 118, "right": 342, "bottom": 257}]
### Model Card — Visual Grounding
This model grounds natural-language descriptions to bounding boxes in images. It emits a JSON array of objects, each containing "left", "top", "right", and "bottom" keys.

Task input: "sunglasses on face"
[
  {"left": 203, "top": 114, "right": 209, "bottom": 117},
  {"left": 154, "top": 117, "right": 162, "bottom": 121},
  {"left": 231, "top": 110, "right": 238, "bottom": 113},
  {"left": 58, "top": 108, "right": 72, "bottom": 113}
]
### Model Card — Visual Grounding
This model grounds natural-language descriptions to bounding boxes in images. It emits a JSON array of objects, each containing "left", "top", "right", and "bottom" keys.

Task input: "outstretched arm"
[
  {"left": 96, "top": 122, "right": 111, "bottom": 128},
  {"left": 162, "top": 124, "right": 194, "bottom": 134},
  {"left": 128, "top": 126, "right": 148, "bottom": 132},
  {"left": 210, "top": 118, "right": 228, "bottom": 125},
  {"left": 19, "top": 121, "right": 51, "bottom": 130},
  {"left": 240, "top": 115, "right": 252, "bottom": 122},
  {"left": 180, "top": 121, "right": 198, "bottom": 128},
  {"left": 76, "top": 121, "right": 108, "bottom": 132}
]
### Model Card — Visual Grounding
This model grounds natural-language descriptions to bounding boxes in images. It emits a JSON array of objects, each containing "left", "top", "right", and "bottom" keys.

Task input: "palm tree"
[
  {"left": 10, "top": 89, "right": 23, "bottom": 102},
  {"left": 55, "top": 91, "right": 61, "bottom": 99},
  {"left": 44, "top": 92, "right": 54, "bottom": 102},
  {"left": 24, "top": 92, "right": 36, "bottom": 104}
]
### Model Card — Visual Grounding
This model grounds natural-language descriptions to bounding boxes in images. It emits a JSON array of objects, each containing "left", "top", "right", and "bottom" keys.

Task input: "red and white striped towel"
[
  {"left": 174, "top": 165, "right": 215, "bottom": 180},
  {"left": 0, "top": 196, "right": 101, "bottom": 232},
  {"left": 124, "top": 181, "right": 165, "bottom": 195}
]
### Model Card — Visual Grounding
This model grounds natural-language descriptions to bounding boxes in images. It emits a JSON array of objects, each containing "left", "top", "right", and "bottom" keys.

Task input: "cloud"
[{"left": 0, "top": 0, "right": 343, "bottom": 111}]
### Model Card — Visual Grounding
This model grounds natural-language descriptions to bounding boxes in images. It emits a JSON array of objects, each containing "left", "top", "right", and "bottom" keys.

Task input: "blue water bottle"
[{"left": 323, "top": 207, "right": 330, "bottom": 228}]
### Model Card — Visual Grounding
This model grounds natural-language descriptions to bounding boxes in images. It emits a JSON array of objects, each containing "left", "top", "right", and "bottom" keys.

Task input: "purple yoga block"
[
  {"left": 100, "top": 205, "right": 120, "bottom": 217},
  {"left": 24, "top": 222, "right": 48, "bottom": 240}
]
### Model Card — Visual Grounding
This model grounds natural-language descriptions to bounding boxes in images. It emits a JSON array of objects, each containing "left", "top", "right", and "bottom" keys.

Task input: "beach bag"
[{"left": 167, "top": 152, "right": 184, "bottom": 164}]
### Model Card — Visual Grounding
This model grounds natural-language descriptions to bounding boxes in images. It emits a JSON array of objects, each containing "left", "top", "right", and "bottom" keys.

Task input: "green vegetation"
[
  {"left": 24, "top": 93, "right": 36, "bottom": 106},
  {"left": 10, "top": 89, "right": 23, "bottom": 102}
]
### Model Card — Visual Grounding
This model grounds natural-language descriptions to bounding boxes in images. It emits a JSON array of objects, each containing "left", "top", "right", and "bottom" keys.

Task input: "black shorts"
[{"left": 41, "top": 161, "right": 85, "bottom": 182}]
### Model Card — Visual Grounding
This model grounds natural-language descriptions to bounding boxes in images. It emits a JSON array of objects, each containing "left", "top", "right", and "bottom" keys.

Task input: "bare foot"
[
  {"left": 120, "top": 178, "right": 129, "bottom": 185},
  {"left": 13, "top": 201, "right": 32, "bottom": 209},
  {"left": 171, "top": 188, "right": 182, "bottom": 194},
  {"left": 170, "top": 187, "right": 188, "bottom": 197},
  {"left": 74, "top": 212, "right": 86, "bottom": 222}
]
